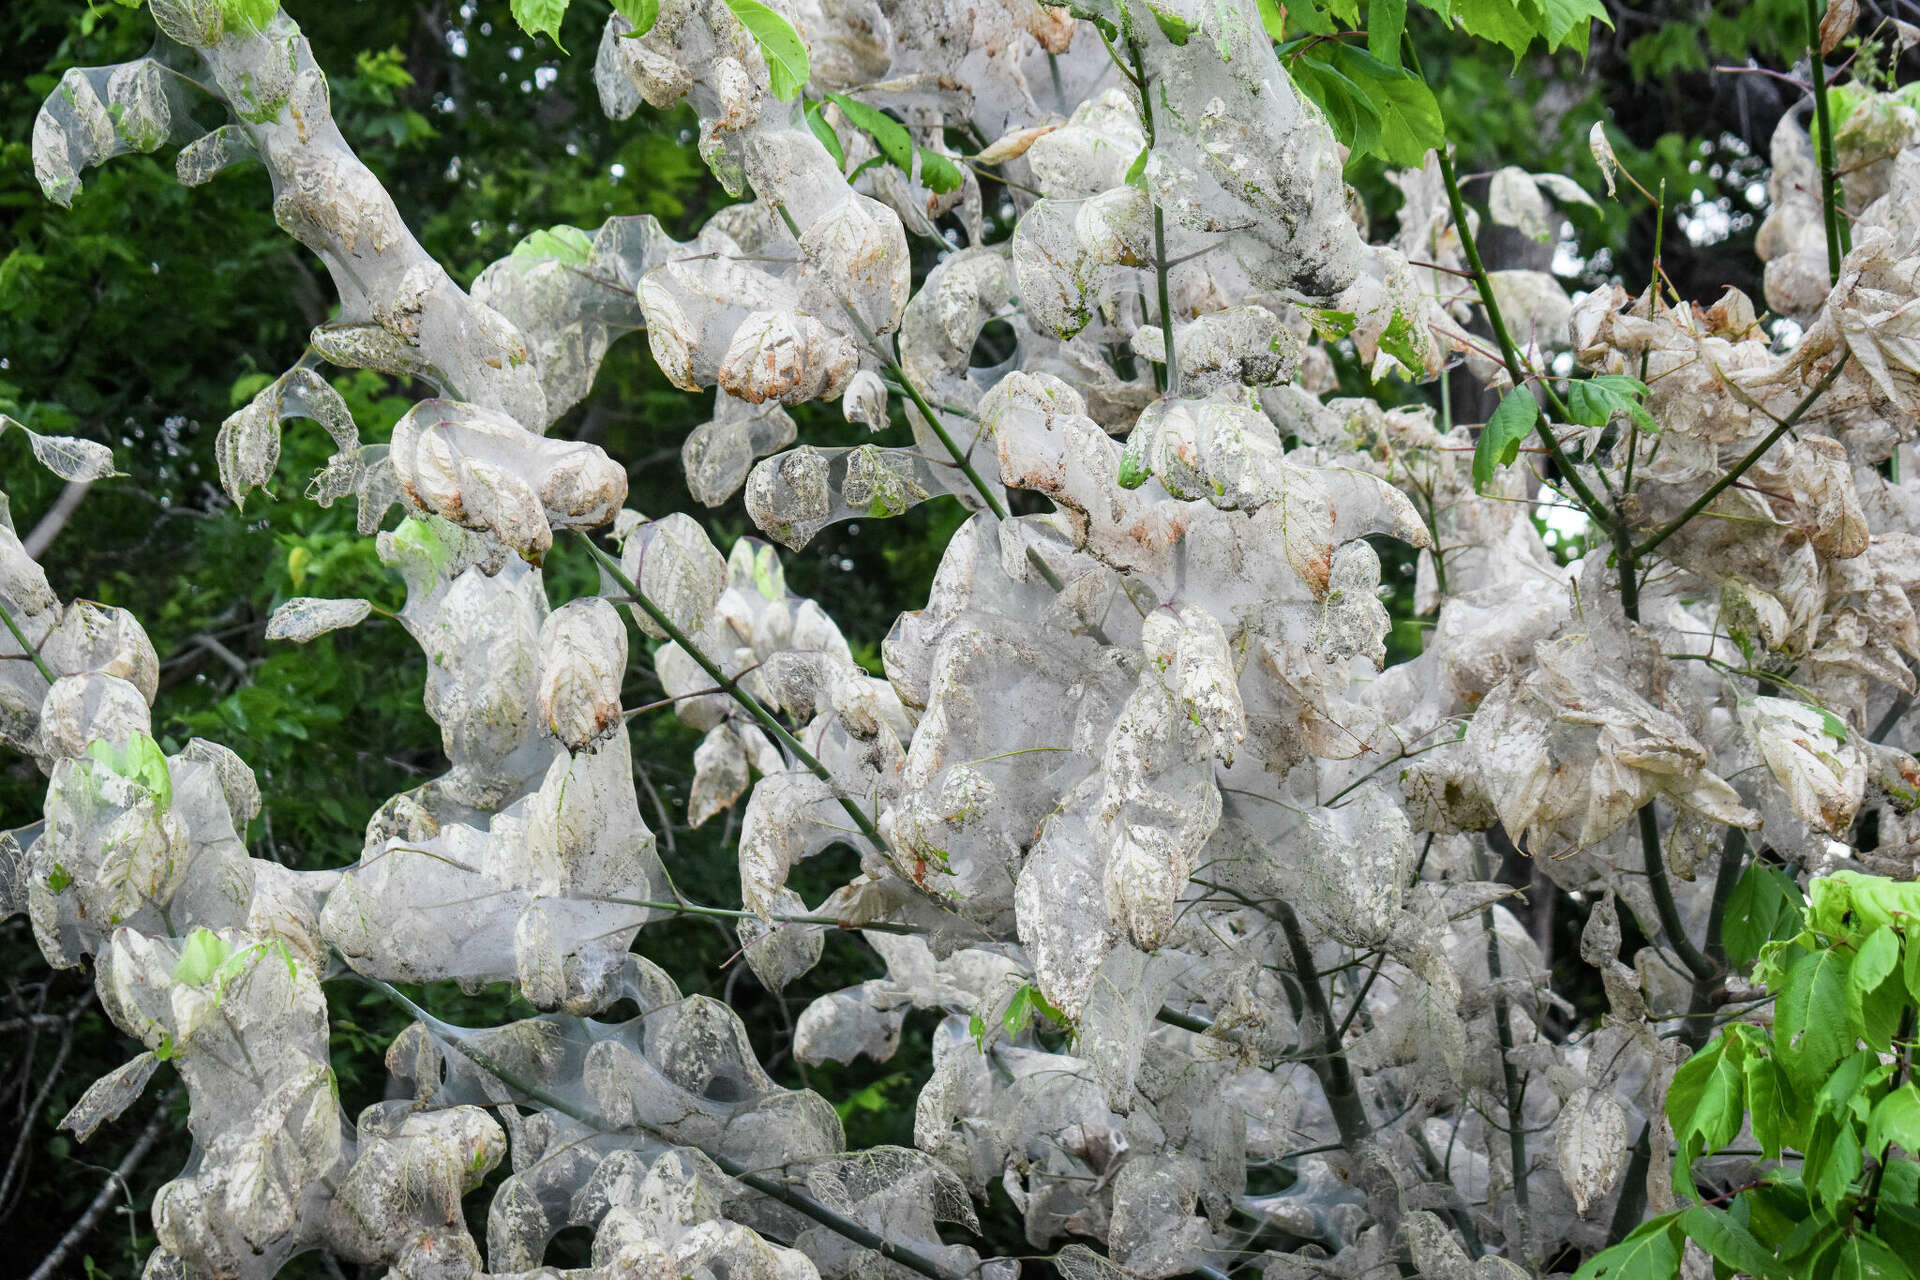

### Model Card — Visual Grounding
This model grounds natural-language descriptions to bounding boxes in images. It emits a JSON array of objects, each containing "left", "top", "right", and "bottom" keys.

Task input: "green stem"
[
  {"left": 1478, "top": 842, "right": 1532, "bottom": 1259},
  {"left": 603, "top": 897, "right": 922, "bottom": 935},
  {"left": 1625, "top": 179, "right": 1666, "bottom": 495},
  {"left": 0, "top": 600, "right": 55, "bottom": 685},
  {"left": 619, "top": 899, "right": 1206, "bottom": 1038},
  {"left": 1270, "top": 896, "right": 1421, "bottom": 1278},
  {"left": 361, "top": 977, "right": 963, "bottom": 1280},
  {"left": 1124, "top": 34, "right": 1176, "bottom": 394},
  {"left": 1607, "top": 827, "right": 1748, "bottom": 1244},
  {"left": 1335, "top": 833, "right": 1434, "bottom": 1040},
  {"left": 1271, "top": 897, "right": 1371, "bottom": 1148},
  {"left": 1637, "top": 803, "right": 1717, "bottom": 984},
  {"left": 1155, "top": 1005, "right": 1214, "bottom": 1034},
  {"left": 892, "top": 361, "right": 1012, "bottom": 522},
  {"left": 1805, "top": 0, "right": 1851, "bottom": 282},
  {"left": 1410, "top": 1126, "right": 1488, "bottom": 1260},
  {"left": 770, "top": 202, "right": 1011, "bottom": 524},
  {"left": 1633, "top": 355, "right": 1849, "bottom": 559},
  {"left": 578, "top": 533, "right": 887, "bottom": 853},
  {"left": 1862, "top": 1006, "right": 1915, "bottom": 1229},
  {"left": 1151, "top": 203, "right": 1175, "bottom": 394},
  {"left": 1411, "top": 43, "right": 1612, "bottom": 529},
  {"left": 1700, "top": 826, "right": 1748, "bottom": 975},
  {"left": 767, "top": 205, "right": 1084, "bottom": 602}
]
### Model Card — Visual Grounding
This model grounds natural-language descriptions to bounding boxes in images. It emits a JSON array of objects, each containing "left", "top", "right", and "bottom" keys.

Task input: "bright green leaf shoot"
[
  {"left": 724, "top": 0, "right": 809, "bottom": 101},
  {"left": 509, "top": 0, "right": 570, "bottom": 52},
  {"left": 1473, "top": 387, "right": 1539, "bottom": 490},
  {"left": 172, "top": 928, "right": 235, "bottom": 988},
  {"left": 613, "top": 0, "right": 660, "bottom": 38}
]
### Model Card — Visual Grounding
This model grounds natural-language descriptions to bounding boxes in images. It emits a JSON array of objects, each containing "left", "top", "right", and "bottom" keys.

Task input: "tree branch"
[
  {"left": 1633, "top": 355, "right": 1849, "bottom": 559},
  {"left": 579, "top": 533, "right": 888, "bottom": 855},
  {"left": 27, "top": 1089, "right": 178, "bottom": 1280},
  {"left": 363, "top": 978, "right": 966, "bottom": 1280}
]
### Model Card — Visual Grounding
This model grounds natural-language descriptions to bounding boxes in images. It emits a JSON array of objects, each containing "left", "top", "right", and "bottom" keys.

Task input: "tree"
[{"left": 8, "top": 0, "right": 1920, "bottom": 1277}]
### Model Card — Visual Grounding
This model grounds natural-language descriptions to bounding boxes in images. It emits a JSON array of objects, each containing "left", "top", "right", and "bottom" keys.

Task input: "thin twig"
[
  {"left": 0, "top": 599, "right": 55, "bottom": 685},
  {"left": 1408, "top": 40, "right": 1612, "bottom": 528},
  {"left": 1478, "top": 840, "right": 1533, "bottom": 1263},
  {"left": 1804, "top": 0, "right": 1853, "bottom": 280},
  {"left": 580, "top": 533, "right": 887, "bottom": 853},
  {"left": 27, "top": 1089, "right": 179, "bottom": 1280},
  {"left": 1634, "top": 356, "right": 1849, "bottom": 559},
  {"left": 361, "top": 978, "right": 965, "bottom": 1280}
]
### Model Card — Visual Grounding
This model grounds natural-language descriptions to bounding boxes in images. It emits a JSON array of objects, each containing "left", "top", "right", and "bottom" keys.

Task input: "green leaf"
[
  {"left": 1834, "top": 1229, "right": 1914, "bottom": 1279},
  {"left": 1815, "top": 1049, "right": 1884, "bottom": 1125},
  {"left": 1667, "top": 1034, "right": 1745, "bottom": 1190},
  {"left": 1883, "top": 1158, "right": 1920, "bottom": 1207},
  {"left": 1441, "top": 0, "right": 1612, "bottom": 62},
  {"left": 1567, "top": 373, "right": 1658, "bottom": 433},
  {"left": 1125, "top": 145, "right": 1150, "bottom": 191},
  {"left": 1808, "top": 872, "right": 1920, "bottom": 941},
  {"left": 1304, "top": 307, "right": 1358, "bottom": 340},
  {"left": 724, "top": 0, "right": 809, "bottom": 101},
  {"left": 172, "top": 928, "right": 234, "bottom": 988},
  {"left": 1448, "top": 0, "right": 1539, "bottom": 63},
  {"left": 1679, "top": 1205, "right": 1791, "bottom": 1280},
  {"left": 1867, "top": 1083, "right": 1920, "bottom": 1160},
  {"left": 1287, "top": 53, "right": 1380, "bottom": 157},
  {"left": 805, "top": 102, "right": 845, "bottom": 169},
  {"left": 1117, "top": 437, "right": 1151, "bottom": 489},
  {"left": 510, "top": 225, "right": 594, "bottom": 267},
  {"left": 1881, "top": 1204, "right": 1920, "bottom": 1267},
  {"left": 1369, "top": 0, "right": 1407, "bottom": 65},
  {"left": 220, "top": 0, "right": 276, "bottom": 34},
  {"left": 968, "top": 1009, "right": 986, "bottom": 1051},
  {"left": 1473, "top": 386, "right": 1539, "bottom": 489},
  {"left": 917, "top": 148, "right": 963, "bottom": 194},
  {"left": 393, "top": 517, "right": 452, "bottom": 583},
  {"left": 1003, "top": 982, "right": 1064, "bottom": 1037},
  {"left": 46, "top": 863, "right": 71, "bottom": 894},
  {"left": 1146, "top": 1, "right": 1194, "bottom": 43},
  {"left": 1322, "top": 43, "right": 1443, "bottom": 167},
  {"left": 1743, "top": 1049, "right": 1788, "bottom": 1159},
  {"left": 1806, "top": 1111, "right": 1864, "bottom": 1208},
  {"left": 1852, "top": 923, "right": 1907, "bottom": 1050},
  {"left": 1778, "top": 1205, "right": 1839, "bottom": 1266},
  {"left": 1855, "top": 924, "right": 1900, "bottom": 994},
  {"left": 612, "top": 0, "right": 660, "bottom": 37},
  {"left": 85, "top": 733, "right": 173, "bottom": 809},
  {"left": 1908, "top": 925, "right": 1920, "bottom": 1007},
  {"left": 509, "top": 0, "right": 569, "bottom": 51},
  {"left": 1724, "top": 862, "right": 1806, "bottom": 970},
  {"left": 1255, "top": 0, "right": 1294, "bottom": 39},
  {"left": 1003, "top": 983, "right": 1034, "bottom": 1036},
  {"left": 827, "top": 94, "right": 912, "bottom": 172},
  {"left": 154, "top": 1032, "right": 175, "bottom": 1062},
  {"left": 1777, "top": 947, "right": 1855, "bottom": 1086},
  {"left": 752, "top": 543, "right": 785, "bottom": 602},
  {"left": 1571, "top": 1212, "right": 1683, "bottom": 1279},
  {"left": 1377, "top": 309, "right": 1424, "bottom": 373},
  {"left": 1819, "top": 707, "right": 1850, "bottom": 744},
  {"left": 1538, "top": 0, "right": 1613, "bottom": 56}
]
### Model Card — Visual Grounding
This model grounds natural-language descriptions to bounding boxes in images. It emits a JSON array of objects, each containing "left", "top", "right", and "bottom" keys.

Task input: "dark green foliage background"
[{"left": 0, "top": 0, "right": 1854, "bottom": 1272}]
